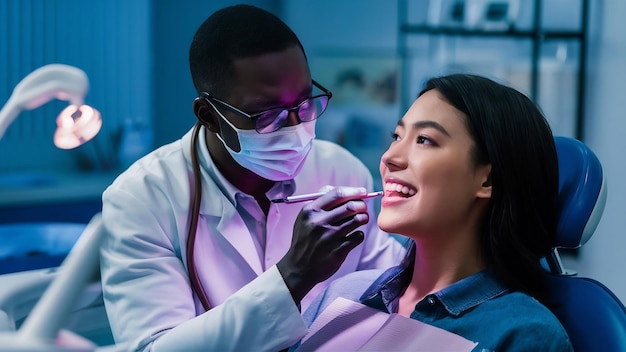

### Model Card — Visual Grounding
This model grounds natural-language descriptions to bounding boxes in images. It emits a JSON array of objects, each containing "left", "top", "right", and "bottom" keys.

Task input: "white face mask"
[{"left": 214, "top": 108, "right": 316, "bottom": 181}]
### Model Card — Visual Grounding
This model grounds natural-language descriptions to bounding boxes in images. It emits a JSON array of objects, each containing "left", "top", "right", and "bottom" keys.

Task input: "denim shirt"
[{"left": 301, "top": 251, "right": 573, "bottom": 352}]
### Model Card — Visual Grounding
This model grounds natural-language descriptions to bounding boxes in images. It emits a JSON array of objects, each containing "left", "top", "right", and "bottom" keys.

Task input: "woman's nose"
[{"left": 381, "top": 143, "right": 406, "bottom": 171}]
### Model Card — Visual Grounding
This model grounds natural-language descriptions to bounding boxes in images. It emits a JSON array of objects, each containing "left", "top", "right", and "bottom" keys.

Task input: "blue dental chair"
[{"left": 546, "top": 136, "right": 626, "bottom": 351}]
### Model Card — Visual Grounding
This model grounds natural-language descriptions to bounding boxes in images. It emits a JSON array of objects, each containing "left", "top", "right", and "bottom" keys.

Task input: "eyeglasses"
[{"left": 201, "top": 80, "right": 332, "bottom": 134}]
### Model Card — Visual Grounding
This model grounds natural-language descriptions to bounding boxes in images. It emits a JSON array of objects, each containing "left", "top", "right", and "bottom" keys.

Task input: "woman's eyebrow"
[
  {"left": 397, "top": 119, "right": 450, "bottom": 137},
  {"left": 412, "top": 120, "right": 450, "bottom": 137}
]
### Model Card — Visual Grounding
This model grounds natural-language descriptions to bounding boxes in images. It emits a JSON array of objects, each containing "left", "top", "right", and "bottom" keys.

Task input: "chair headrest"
[{"left": 555, "top": 136, "right": 607, "bottom": 249}]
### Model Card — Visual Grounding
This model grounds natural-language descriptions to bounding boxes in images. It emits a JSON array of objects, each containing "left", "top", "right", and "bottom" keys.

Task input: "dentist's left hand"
[{"left": 276, "top": 186, "right": 370, "bottom": 304}]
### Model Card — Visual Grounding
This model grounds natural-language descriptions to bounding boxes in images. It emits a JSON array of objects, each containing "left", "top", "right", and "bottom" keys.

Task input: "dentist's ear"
[{"left": 193, "top": 97, "right": 220, "bottom": 133}]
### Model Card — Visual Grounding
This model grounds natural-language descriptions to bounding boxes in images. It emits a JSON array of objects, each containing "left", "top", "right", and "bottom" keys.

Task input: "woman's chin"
[{"left": 377, "top": 212, "right": 400, "bottom": 234}]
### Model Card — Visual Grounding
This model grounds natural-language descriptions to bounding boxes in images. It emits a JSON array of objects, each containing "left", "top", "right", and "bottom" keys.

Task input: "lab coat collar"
[{"left": 180, "top": 125, "right": 296, "bottom": 275}]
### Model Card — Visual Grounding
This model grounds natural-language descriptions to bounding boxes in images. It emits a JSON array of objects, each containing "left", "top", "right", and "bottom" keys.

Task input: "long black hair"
[{"left": 420, "top": 73, "right": 559, "bottom": 301}]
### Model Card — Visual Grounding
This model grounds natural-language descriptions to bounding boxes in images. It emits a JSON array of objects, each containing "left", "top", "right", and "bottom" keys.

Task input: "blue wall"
[{"left": 0, "top": 0, "right": 152, "bottom": 174}]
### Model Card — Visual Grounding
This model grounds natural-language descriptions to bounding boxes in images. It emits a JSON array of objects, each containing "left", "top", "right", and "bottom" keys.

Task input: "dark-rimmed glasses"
[{"left": 201, "top": 80, "right": 332, "bottom": 134}]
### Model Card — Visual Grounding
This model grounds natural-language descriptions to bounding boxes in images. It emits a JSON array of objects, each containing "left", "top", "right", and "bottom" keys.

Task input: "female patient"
[{"left": 299, "top": 73, "right": 572, "bottom": 351}]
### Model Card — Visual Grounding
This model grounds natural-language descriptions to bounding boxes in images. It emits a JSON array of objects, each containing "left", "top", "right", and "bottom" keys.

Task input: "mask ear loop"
[{"left": 187, "top": 121, "right": 212, "bottom": 311}]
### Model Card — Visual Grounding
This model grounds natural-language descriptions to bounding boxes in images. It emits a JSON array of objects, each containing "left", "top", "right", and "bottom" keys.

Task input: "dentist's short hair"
[{"left": 189, "top": 4, "right": 305, "bottom": 98}]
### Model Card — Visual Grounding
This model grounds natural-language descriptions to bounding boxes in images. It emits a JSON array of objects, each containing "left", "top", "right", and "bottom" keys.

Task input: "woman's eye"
[
  {"left": 390, "top": 132, "right": 400, "bottom": 141},
  {"left": 417, "top": 136, "right": 433, "bottom": 145}
]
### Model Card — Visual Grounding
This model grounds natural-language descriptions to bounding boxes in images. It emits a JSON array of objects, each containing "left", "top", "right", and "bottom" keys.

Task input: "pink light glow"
[{"left": 53, "top": 104, "right": 102, "bottom": 149}]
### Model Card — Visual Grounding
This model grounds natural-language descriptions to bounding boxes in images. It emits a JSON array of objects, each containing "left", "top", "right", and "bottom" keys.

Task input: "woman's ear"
[
  {"left": 476, "top": 164, "right": 492, "bottom": 199},
  {"left": 193, "top": 97, "right": 220, "bottom": 133}
]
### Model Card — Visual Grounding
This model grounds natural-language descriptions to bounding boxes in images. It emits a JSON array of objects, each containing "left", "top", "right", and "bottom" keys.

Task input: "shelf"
[
  {"left": 0, "top": 171, "right": 118, "bottom": 207},
  {"left": 397, "top": 0, "right": 588, "bottom": 140},
  {"left": 400, "top": 25, "right": 585, "bottom": 40}
]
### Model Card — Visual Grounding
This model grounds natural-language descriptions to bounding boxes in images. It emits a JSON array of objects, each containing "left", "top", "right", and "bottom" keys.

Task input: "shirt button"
[{"left": 427, "top": 296, "right": 436, "bottom": 305}]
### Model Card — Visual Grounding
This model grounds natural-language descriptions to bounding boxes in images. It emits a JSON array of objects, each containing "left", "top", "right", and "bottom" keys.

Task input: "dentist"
[{"left": 99, "top": 4, "right": 405, "bottom": 352}]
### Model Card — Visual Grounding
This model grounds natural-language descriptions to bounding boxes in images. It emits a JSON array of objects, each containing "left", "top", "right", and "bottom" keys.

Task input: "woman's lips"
[
  {"left": 381, "top": 181, "right": 417, "bottom": 206},
  {"left": 384, "top": 181, "right": 417, "bottom": 197}
]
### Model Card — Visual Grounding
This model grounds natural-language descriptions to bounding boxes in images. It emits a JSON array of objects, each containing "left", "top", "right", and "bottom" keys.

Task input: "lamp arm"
[
  {"left": 0, "top": 98, "right": 20, "bottom": 139},
  {"left": 0, "top": 64, "right": 89, "bottom": 139}
]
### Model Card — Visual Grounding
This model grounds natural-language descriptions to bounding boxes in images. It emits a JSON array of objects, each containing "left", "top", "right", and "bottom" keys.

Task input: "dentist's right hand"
[{"left": 276, "top": 186, "right": 370, "bottom": 304}]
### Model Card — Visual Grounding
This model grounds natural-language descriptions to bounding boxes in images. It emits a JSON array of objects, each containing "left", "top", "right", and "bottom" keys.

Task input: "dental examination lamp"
[
  {"left": 0, "top": 65, "right": 111, "bottom": 351},
  {"left": 0, "top": 64, "right": 102, "bottom": 148}
]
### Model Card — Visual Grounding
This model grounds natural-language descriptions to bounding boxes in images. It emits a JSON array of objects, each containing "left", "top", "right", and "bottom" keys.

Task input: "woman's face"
[{"left": 378, "top": 89, "right": 491, "bottom": 239}]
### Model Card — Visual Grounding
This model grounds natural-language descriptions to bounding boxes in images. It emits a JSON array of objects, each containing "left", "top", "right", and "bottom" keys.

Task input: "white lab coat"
[{"left": 100, "top": 126, "right": 405, "bottom": 351}]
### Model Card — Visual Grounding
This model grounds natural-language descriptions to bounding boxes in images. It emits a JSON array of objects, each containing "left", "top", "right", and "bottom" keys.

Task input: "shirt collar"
[
  {"left": 434, "top": 270, "right": 509, "bottom": 316},
  {"left": 360, "top": 241, "right": 509, "bottom": 316}
]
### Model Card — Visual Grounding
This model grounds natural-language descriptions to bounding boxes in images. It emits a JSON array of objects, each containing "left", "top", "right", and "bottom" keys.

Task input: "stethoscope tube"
[{"left": 187, "top": 122, "right": 212, "bottom": 311}]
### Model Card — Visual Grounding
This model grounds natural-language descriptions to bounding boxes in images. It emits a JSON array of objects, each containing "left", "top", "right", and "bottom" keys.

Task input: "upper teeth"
[{"left": 384, "top": 182, "right": 417, "bottom": 196}]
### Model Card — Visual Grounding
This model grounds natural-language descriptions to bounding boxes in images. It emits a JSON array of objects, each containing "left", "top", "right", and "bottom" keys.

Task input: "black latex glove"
[{"left": 276, "top": 187, "right": 370, "bottom": 304}]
